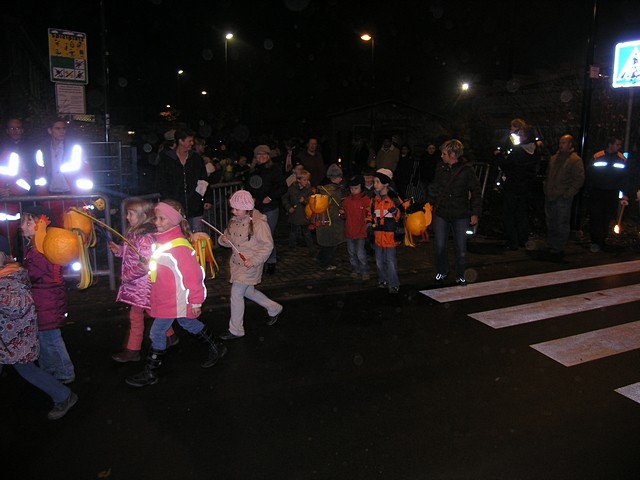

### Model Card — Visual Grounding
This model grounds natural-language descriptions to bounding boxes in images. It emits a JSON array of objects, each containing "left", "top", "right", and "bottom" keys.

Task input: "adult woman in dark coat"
[{"left": 245, "top": 144, "right": 287, "bottom": 274}]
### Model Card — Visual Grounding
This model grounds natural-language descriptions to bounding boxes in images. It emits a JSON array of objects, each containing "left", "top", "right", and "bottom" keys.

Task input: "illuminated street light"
[
  {"left": 201, "top": 91, "right": 208, "bottom": 95},
  {"left": 360, "top": 33, "right": 376, "bottom": 145},
  {"left": 225, "top": 33, "right": 234, "bottom": 75},
  {"left": 461, "top": 82, "right": 470, "bottom": 91},
  {"left": 176, "top": 69, "right": 185, "bottom": 107}
]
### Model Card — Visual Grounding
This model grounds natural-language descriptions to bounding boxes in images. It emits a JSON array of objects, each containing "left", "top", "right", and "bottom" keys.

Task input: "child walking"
[
  {"left": 125, "top": 200, "right": 226, "bottom": 387},
  {"left": 218, "top": 190, "right": 283, "bottom": 340},
  {"left": 109, "top": 197, "right": 178, "bottom": 363},
  {"left": 371, "top": 169, "right": 403, "bottom": 294},
  {"left": 282, "top": 168, "right": 314, "bottom": 250},
  {"left": 342, "top": 175, "right": 371, "bottom": 280},
  {"left": 20, "top": 206, "right": 75, "bottom": 384},
  {"left": 0, "top": 252, "right": 78, "bottom": 420}
]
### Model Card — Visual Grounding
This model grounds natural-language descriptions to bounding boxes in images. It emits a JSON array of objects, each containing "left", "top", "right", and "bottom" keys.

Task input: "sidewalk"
[{"left": 68, "top": 214, "right": 640, "bottom": 313}]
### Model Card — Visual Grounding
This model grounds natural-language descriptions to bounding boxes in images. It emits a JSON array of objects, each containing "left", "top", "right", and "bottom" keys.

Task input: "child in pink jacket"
[
  {"left": 125, "top": 200, "right": 226, "bottom": 387},
  {"left": 109, "top": 197, "right": 178, "bottom": 363}
]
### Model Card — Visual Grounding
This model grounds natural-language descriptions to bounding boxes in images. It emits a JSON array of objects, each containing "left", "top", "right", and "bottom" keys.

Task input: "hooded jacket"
[
  {"left": 113, "top": 222, "right": 156, "bottom": 309},
  {"left": 149, "top": 225, "right": 205, "bottom": 319}
]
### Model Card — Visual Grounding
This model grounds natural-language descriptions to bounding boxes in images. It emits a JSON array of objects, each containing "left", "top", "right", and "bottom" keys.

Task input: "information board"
[{"left": 48, "top": 28, "right": 88, "bottom": 84}]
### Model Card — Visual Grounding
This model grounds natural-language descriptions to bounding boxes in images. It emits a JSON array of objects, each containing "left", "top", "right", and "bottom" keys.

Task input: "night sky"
[{"left": 4, "top": 0, "right": 640, "bottom": 129}]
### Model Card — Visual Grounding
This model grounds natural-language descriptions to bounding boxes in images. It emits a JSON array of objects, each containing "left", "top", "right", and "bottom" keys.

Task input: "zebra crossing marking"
[
  {"left": 615, "top": 383, "right": 640, "bottom": 404},
  {"left": 468, "top": 284, "right": 640, "bottom": 329},
  {"left": 530, "top": 320, "right": 640, "bottom": 366},
  {"left": 420, "top": 260, "right": 640, "bottom": 303}
]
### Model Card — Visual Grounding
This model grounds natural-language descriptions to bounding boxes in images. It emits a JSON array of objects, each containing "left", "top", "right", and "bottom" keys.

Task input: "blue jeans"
[
  {"left": 374, "top": 245, "right": 399, "bottom": 288},
  {"left": 347, "top": 238, "right": 369, "bottom": 275},
  {"left": 37, "top": 329, "right": 75, "bottom": 382},
  {"left": 545, "top": 196, "right": 573, "bottom": 251},
  {"left": 13, "top": 362, "right": 70, "bottom": 403},
  {"left": 150, "top": 318, "right": 204, "bottom": 350},
  {"left": 263, "top": 208, "right": 279, "bottom": 264},
  {"left": 433, "top": 215, "right": 469, "bottom": 279}
]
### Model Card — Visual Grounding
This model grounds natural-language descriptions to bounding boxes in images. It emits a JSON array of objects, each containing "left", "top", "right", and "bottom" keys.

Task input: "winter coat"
[
  {"left": 315, "top": 182, "right": 346, "bottom": 247},
  {"left": 23, "top": 245, "right": 67, "bottom": 331},
  {"left": 149, "top": 225, "right": 205, "bottom": 319},
  {"left": 219, "top": 209, "right": 273, "bottom": 286},
  {"left": 245, "top": 161, "right": 287, "bottom": 213},
  {"left": 372, "top": 192, "right": 403, "bottom": 248},
  {"left": 156, "top": 149, "right": 212, "bottom": 219},
  {"left": 114, "top": 223, "right": 155, "bottom": 310},
  {"left": 586, "top": 149, "right": 628, "bottom": 192},
  {"left": 543, "top": 149, "right": 585, "bottom": 200},
  {"left": 428, "top": 161, "right": 482, "bottom": 220},
  {"left": 0, "top": 265, "right": 39, "bottom": 365},
  {"left": 342, "top": 192, "right": 371, "bottom": 240},
  {"left": 282, "top": 184, "right": 313, "bottom": 226},
  {"left": 498, "top": 143, "right": 539, "bottom": 193}
]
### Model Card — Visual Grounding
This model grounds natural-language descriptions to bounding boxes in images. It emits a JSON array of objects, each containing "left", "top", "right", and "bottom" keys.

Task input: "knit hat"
[
  {"left": 326, "top": 163, "right": 343, "bottom": 178},
  {"left": 155, "top": 202, "right": 183, "bottom": 227},
  {"left": 349, "top": 175, "right": 364, "bottom": 187},
  {"left": 374, "top": 168, "right": 393, "bottom": 185},
  {"left": 229, "top": 190, "right": 255, "bottom": 211},
  {"left": 22, "top": 205, "right": 55, "bottom": 227},
  {"left": 253, "top": 144, "right": 271, "bottom": 156}
]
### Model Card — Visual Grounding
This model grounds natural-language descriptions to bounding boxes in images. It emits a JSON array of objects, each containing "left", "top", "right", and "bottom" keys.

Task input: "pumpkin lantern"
[
  {"left": 42, "top": 227, "right": 80, "bottom": 265},
  {"left": 308, "top": 194, "right": 329, "bottom": 214}
]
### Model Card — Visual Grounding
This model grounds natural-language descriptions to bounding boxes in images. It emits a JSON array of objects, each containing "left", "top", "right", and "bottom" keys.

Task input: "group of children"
[
  {"left": 3, "top": 190, "right": 284, "bottom": 419},
  {"left": 282, "top": 163, "right": 404, "bottom": 293}
]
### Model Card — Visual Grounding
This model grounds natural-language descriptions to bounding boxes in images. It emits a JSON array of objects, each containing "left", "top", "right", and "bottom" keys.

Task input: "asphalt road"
[{"left": 3, "top": 249, "right": 640, "bottom": 479}]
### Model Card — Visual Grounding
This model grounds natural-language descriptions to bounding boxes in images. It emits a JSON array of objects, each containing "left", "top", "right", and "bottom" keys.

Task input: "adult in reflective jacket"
[
  {"left": 586, "top": 135, "right": 628, "bottom": 253},
  {"left": 33, "top": 118, "right": 93, "bottom": 226}
]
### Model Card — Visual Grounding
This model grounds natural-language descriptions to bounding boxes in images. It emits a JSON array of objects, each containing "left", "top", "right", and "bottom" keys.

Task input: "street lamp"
[
  {"left": 360, "top": 34, "right": 376, "bottom": 147},
  {"left": 224, "top": 33, "right": 233, "bottom": 75},
  {"left": 360, "top": 34, "right": 375, "bottom": 88},
  {"left": 177, "top": 69, "right": 184, "bottom": 107}
]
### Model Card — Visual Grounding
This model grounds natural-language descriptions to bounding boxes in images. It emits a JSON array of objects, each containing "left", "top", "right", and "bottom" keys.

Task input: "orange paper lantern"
[{"left": 42, "top": 227, "right": 80, "bottom": 265}]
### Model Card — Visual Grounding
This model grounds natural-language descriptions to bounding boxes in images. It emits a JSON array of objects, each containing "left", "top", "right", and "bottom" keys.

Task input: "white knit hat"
[
  {"left": 229, "top": 190, "right": 255, "bottom": 210},
  {"left": 375, "top": 168, "right": 393, "bottom": 185}
]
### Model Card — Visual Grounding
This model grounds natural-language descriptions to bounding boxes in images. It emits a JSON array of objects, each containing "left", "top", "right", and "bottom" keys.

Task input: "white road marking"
[
  {"left": 530, "top": 320, "right": 640, "bottom": 366},
  {"left": 615, "top": 383, "right": 640, "bottom": 404},
  {"left": 420, "top": 260, "right": 640, "bottom": 302},
  {"left": 468, "top": 284, "right": 640, "bottom": 329}
]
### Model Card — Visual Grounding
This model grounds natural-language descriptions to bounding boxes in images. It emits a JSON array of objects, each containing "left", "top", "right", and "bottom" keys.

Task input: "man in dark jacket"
[
  {"left": 156, "top": 129, "right": 212, "bottom": 232},
  {"left": 585, "top": 135, "right": 628, "bottom": 252}
]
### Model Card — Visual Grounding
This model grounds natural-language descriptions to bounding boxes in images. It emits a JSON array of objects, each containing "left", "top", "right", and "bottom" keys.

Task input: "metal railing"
[{"left": 0, "top": 193, "right": 116, "bottom": 289}]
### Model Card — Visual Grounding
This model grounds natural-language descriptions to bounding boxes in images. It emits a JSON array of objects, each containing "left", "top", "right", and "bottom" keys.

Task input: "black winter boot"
[
  {"left": 197, "top": 328, "right": 228, "bottom": 368},
  {"left": 125, "top": 348, "right": 165, "bottom": 387}
]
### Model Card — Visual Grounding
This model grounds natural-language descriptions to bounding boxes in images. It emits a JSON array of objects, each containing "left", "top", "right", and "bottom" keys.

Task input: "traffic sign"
[
  {"left": 613, "top": 39, "right": 640, "bottom": 88},
  {"left": 48, "top": 28, "right": 88, "bottom": 85}
]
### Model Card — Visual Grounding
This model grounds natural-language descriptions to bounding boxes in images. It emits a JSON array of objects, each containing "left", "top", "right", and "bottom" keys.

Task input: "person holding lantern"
[
  {"left": 217, "top": 190, "right": 283, "bottom": 340},
  {"left": 20, "top": 205, "right": 75, "bottom": 384}
]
